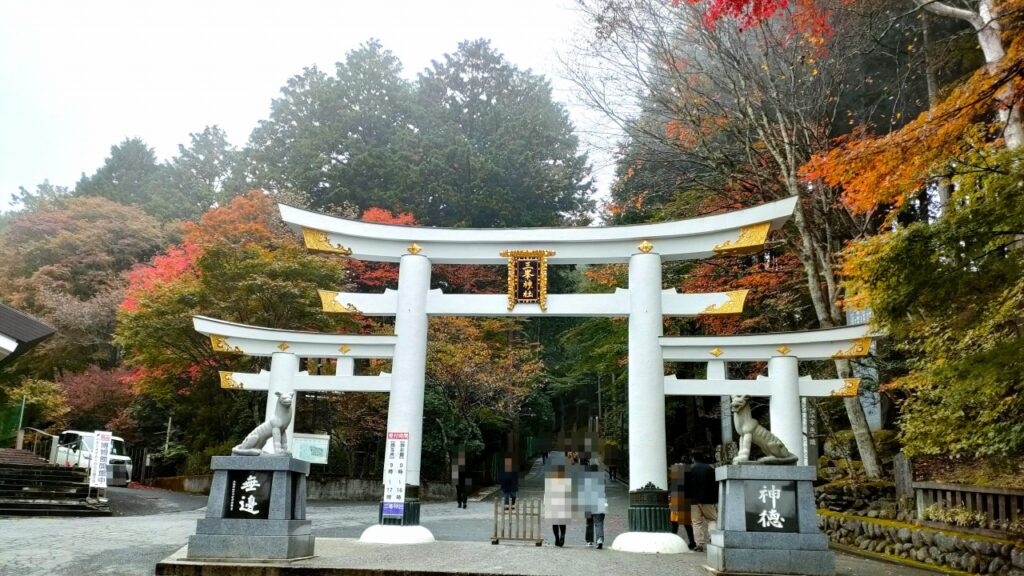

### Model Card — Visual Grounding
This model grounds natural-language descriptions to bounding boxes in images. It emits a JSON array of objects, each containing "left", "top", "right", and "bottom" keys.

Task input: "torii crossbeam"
[{"left": 318, "top": 288, "right": 749, "bottom": 317}]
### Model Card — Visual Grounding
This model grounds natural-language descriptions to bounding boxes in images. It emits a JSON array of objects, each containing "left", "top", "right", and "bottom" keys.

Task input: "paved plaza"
[{"left": 0, "top": 461, "right": 941, "bottom": 576}]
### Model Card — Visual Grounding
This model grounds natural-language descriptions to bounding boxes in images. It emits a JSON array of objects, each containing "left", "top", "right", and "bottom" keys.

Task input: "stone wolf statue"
[
  {"left": 731, "top": 395, "right": 798, "bottom": 465},
  {"left": 232, "top": 391, "right": 292, "bottom": 456}
]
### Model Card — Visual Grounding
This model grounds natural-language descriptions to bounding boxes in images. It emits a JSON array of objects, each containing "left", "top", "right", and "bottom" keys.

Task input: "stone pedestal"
[
  {"left": 187, "top": 455, "right": 314, "bottom": 560},
  {"left": 707, "top": 465, "right": 834, "bottom": 576}
]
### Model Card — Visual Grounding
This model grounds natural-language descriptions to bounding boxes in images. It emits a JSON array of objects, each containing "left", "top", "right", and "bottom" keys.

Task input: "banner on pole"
[{"left": 89, "top": 430, "right": 113, "bottom": 488}]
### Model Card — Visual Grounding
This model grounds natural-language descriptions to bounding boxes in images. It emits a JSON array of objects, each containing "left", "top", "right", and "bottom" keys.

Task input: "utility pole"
[{"left": 164, "top": 416, "right": 173, "bottom": 453}]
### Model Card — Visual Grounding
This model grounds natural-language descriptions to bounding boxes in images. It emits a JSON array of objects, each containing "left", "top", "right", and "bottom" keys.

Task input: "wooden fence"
[
  {"left": 914, "top": 481, "right": 1024, "bottom": 524},
  {"left": 492, "top": 498, "right": 543, "bottom": 546}
]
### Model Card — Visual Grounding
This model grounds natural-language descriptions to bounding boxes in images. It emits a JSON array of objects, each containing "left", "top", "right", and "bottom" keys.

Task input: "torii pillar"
[
  {"left": 360, "top": 248, "right": 434, "bottom": 543},
  {"left": 612, "top": 244, "right": 688, "bottom": 553}
]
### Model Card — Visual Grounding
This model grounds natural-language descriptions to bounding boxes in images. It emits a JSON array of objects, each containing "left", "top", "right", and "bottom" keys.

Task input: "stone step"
[
  {"left": 0, "top": 460, "right": 84, "bottom": 469},
  {"left": 0, "top": 453, "right": 113, "bottom": 517},
  {"left": 0, "top": 497, "right": 108, "bottom": 510},
  {"left": 0, "top": 463, "right": 87, "bottom": 473},
  {"left": 0, "top": 449, "right": 51, "bottom": 465},
  {"left": 0, "top": 475, "right": 88, "bottom": 487},
  {"left": 0, "top": 466, "right": 87, "bottom": 476},
  {"left": 0, "top": 486, "right": 90, "bottom": 498},
  {"left": 0, "top": 506, "right": 111, "bottom": 517}
]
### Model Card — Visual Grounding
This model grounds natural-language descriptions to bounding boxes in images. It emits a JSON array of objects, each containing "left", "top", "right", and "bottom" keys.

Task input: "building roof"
[{"left": 0, "top": 303, "right": 56, "bottom": 368}]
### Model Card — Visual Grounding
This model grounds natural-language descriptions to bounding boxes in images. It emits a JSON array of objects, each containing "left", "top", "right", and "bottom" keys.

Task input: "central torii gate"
[{"left": 278, "top": 196, "right": 798, "bottom": 550}]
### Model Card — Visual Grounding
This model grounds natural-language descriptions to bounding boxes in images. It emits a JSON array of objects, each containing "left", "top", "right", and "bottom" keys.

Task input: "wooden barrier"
[
  {"left": 492, "top": 498, "right": 543, "bottom": 546},
  {"left": 914, "top": 481, "right": 1024, "bottom": 525}
]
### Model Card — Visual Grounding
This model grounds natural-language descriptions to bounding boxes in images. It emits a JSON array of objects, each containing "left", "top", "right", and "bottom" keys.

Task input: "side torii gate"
[
  {"left": 279, "top": 196, "right": 799, "bottom": 551},
  {"left": 192, "top": 316, "right": 396, "bottom": 450},
  {"left": 660, "top": 325, "right": 872, "bottom": 465}
]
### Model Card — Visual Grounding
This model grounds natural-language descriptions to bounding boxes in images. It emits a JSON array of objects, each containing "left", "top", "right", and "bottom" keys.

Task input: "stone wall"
[
  {"left": 306, "top": 476, "right": 455, "bottom": 501},
  {"left": 819, "top": 510, "right": 1024, "bottom": 575},
  {"left": 816, "top": 480, "right": 899, "bottom": 517},
  {"left": 155, "top": 474, "right": 213, "bottom": 494},
  {"left": 154, "top": 474, "right": 456, "bottom": 501}
]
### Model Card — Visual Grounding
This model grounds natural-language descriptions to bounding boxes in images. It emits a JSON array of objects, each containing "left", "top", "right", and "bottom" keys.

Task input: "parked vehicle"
[{"left": 54, "top": 430, "right": 133, "bottom": 486}]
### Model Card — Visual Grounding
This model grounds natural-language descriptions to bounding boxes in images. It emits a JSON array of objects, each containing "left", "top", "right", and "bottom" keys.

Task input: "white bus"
[{"left": 54, "top": 430, "right": 133, "bottom": 486}]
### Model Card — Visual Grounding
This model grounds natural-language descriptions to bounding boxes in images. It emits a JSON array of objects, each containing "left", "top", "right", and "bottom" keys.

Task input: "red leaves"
[
  {"left": 681, "top": 0, "right": 834, "bottom": 47},
  {"left": 120, "top": 243, "right": 201, "bottom": 312},
  {"left": 361, "top": 206, "right": 416, "bottom": 226},
  {"left": 350, "top": 207, "right": 502, "bottom": 294},
  {"left": 680, "top": 252, "right": 804, "bottom": 334},
  {"left": 60, "top": 366, "right": 135, "bottom": 414},
  {"left": 681, "top": 0, "right": 791, "bottom": 29},
  {"left": 121, "top": 191, "right": 291, "bottom": 312},
  {"left": 346, "top": 207, "right": 416, "bottom": 292}
]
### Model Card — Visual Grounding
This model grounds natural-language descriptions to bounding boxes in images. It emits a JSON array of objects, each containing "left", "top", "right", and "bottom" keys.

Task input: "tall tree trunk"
[
  {"left": 791, "top": 200, "right": 834, "bottom": 325},
  {"left": 834, "top": 358, "right": 882, "bottom": 479},
  {"left": 923, "top": 14, "right": 953, "bottom": 211},
  {"left": 915, "top": 0, "right": 1023, "bottom": 148},
  {"left": 791, "top": 195, "right": 882, "bottom": 479}
]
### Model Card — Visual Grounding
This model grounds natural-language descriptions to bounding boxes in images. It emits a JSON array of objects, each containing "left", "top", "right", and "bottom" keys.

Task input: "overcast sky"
[{"left": 0, "top": 0, "right": 619, "bottom": 213}]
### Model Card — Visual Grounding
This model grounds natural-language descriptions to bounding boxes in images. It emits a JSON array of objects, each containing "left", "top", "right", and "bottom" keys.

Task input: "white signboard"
[
  {"left": 382, "top": 431, "right": 408, "bottom": 516},
  {"left": 89, "top": 430, "right": 113, "bottom": 488},
  {"left": 292, "top": 433, "right": 330, "bottom": 465}
]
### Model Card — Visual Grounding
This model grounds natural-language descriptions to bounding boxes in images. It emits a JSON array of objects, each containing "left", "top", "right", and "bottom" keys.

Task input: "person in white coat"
[{"left": 544, "top": 459, "right": 574, "bottom": 547}]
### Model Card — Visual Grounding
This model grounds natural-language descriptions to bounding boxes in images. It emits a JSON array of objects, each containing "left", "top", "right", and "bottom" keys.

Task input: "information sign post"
[
  {"left": 382, "top": 432, "right": 409, "bottom": 520},
  {"left": 292, "top": 433, "right": 331, "bottom": 465}
]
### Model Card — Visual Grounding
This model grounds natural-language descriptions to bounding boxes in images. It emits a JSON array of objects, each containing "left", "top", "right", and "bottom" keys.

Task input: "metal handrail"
[
  {"left": 17, "top": 427, "right": 60, "bottom": 463},
  {"left": 21, "top": 427, "right": 56, "bottom": 438}
]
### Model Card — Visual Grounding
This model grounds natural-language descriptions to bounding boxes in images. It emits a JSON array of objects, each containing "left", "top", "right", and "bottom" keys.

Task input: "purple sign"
[{"left": 382, "top": 502, "right": 405, "bottom": 517}]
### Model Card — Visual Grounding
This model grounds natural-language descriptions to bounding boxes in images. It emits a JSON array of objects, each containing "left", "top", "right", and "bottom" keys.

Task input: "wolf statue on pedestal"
[
  {"left": 232, "top": 391, "right": 293, "bottom": 456},
  {"left": 730, "top": 394, "right": 798, "bottom": 465}
]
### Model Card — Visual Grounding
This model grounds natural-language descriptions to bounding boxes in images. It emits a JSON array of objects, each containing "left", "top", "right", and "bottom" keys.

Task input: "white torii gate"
[
  {"left": 278, "top": 196, "right": 799, "bottom": 551},
  {"left": 661, "top": 324, "right": 873, "bottom": 464},
  {"left": 192, "top": 316, "right": 396, "bottom": 451}
]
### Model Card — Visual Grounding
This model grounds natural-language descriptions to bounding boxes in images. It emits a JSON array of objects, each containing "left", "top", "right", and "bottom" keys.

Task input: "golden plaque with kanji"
[{"left": 500, "top": 250, "right": 555, "bottom": 311}]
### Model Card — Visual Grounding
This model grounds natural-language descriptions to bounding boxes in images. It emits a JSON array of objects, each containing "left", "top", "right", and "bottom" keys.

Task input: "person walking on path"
[
  {"left": 581, "top": 462, "right": 608, "bottom": 549},
  {"left": 500, "top": 457, "right": 519, "bottom": 507},
  {"left": 544, "top": 455, "right": 573, "bottom": 547},
  {"left": 669, "top": 460, "right": 698, "bottom": 550},
  {"left": 685, "top": 448, "right": 719, "bottom": 552},
  {"left": 452, "top": 451, "right": 470, "bottom": 509}
]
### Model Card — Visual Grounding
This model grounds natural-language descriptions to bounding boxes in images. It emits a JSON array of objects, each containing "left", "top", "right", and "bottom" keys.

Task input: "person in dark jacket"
[
  {"left": 501, "top": 457, "right": 518, "bottom": 507},
  {"left": 684, "top": 448, "right": 719, "bottom": 551},
  {"left": 452, "top": 450, "right": 470, "bottom": 509}
]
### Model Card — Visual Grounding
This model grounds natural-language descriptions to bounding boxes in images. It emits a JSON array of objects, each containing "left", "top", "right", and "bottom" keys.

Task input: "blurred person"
[
  {"left": 669, "top": 459, "right": 698, "bottom": 550},
  {"left": 452, "top": 450, "right": 469, "bottom": 509},
  {"left": 501, "top": 457, "right": 518, "bottom": 507},
  {"left": 685, "top": 448, "right": 719, "bottom": 552},
  {"left": 544, "top": 463, "right": 572, "bottom": 547},
  {"left": 582, "top": 462, "right": 608, "bottom": 549}
]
